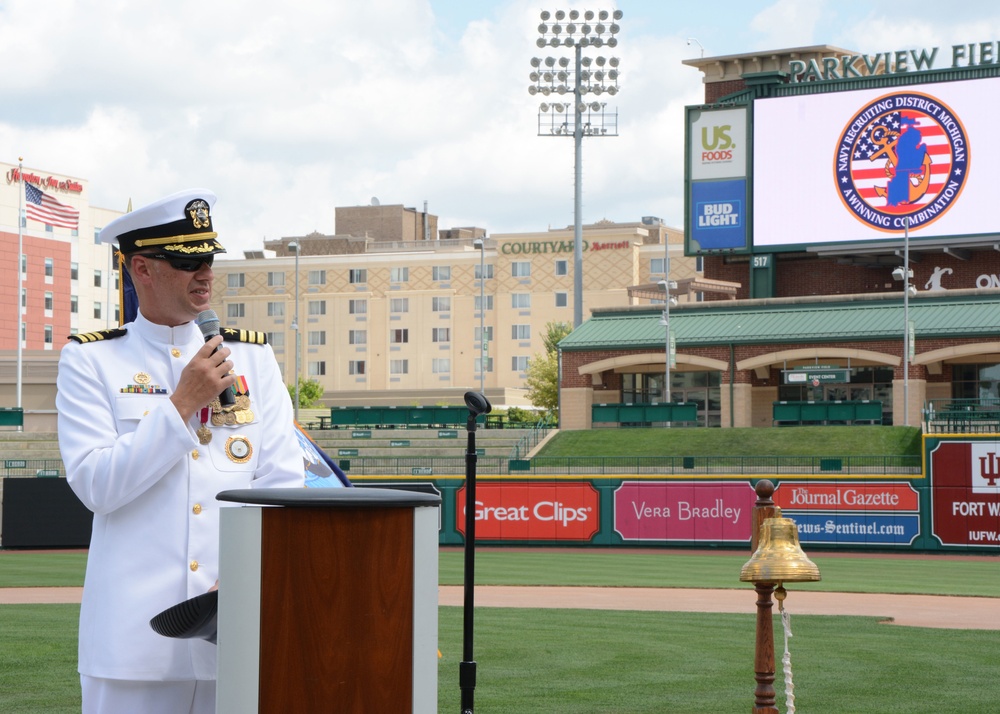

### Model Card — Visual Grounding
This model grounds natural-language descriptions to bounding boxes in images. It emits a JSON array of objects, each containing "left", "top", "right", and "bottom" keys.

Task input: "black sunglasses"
[{"left": 137, "top": 253, "right": 215, "bottom": 272}]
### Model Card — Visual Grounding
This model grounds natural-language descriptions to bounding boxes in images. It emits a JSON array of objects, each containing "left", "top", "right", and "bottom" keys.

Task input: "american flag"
[{"left": 25, "top": 183, "right": 80, "bottom": 229}]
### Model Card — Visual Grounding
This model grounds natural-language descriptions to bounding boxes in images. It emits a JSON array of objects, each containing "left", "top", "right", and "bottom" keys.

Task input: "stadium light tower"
[{"left": 529, "top": 9, "right": 622, "bottom": 327}]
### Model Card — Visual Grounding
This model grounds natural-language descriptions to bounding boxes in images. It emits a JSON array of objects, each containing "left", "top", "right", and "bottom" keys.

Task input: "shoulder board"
[
  {"left": 221, "top": 328, "right": 268, "bottom": 345},
  {"left": 68, "top": 328, "right": 128, "bottom": 344}
]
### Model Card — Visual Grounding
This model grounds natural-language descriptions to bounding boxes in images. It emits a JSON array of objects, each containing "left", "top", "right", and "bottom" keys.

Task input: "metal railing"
[
  {"left": 509, "top": 417, "right": 553, "bottom": 460},
  {"left": 3, "top": 453, "right": 920, "bottom": 479},
  {"left": 0, "top": 459, "right": 65, "bottom": 477},
  {"left": 334, "top": 453, "right": 919, "bottom": 477},
  {"left": 924, "top": 398, "right": 1000, "bottom": 433}
]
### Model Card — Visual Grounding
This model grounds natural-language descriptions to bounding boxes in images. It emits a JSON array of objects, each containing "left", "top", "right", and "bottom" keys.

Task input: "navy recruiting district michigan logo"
[{"left": 834, "top": 91, "right": 969, "bottom": 232}]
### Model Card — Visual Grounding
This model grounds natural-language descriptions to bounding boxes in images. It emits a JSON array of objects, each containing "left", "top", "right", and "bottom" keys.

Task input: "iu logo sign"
[{"left": 834, "top": 91, "right": 969, "bottom": 232}]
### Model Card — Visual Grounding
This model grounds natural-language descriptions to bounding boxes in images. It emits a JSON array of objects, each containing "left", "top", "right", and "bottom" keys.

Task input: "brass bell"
[{"left": 740, "top": 517, "right": 821, "bottom": 584}]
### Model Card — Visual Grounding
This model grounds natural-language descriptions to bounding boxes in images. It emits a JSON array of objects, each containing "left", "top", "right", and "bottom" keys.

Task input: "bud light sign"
[{"left": 689, "top": 179, "right": 747, "bottom": 251}]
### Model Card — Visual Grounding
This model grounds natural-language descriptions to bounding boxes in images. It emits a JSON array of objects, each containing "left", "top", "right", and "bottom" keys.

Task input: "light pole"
[
  {"left": 892, "top": 217, "right": 915, "bottom": 426},
  {"left": 288, "top": 241, "right": 300, "bottom": 422},
  {"left": 658, "top": 279, "right": 677, "bottom": 404},
  {"left": 473, "top": 238, "right": 486, "bottom": 394},
  {"left": 529, "top": 9, "right": 622, "bottom": 328}
]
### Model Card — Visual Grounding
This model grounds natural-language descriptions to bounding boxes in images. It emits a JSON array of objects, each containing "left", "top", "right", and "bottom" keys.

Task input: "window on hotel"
[
  {"left": 349, "top": 269, "right": 367, "bottom": 284},
  {"left": 390, "top": 359, "right": 409, "bottom": 374},
  {"left": 228, "top": 303, "right": 245, "bottom": 318},
  {"left": 512, "top": 293, "right": 531, "bottom": 309},
  {"left": 433, "top": 358, "right": 451, "bottom": 373},
  {"left": 432, "top": 328, "right": 450, "bottom": 343},
  {"left": 308, "top": 361, "right": 326, "bottom": 377},
  {"left": 267, "top": 271, "right": 285, "bottom": 287},
  {"left": 349, "top": 360, "right": 366, "bottom": 375},
  {"left": 267, "top": 302, "right": 285, "bottom": 317},
  {"left": 391, "top": 329, "right": 409, "bottom": 344},
  {"left": 45, "top": 292, "right": 54, "bottom": 311},
  {"left": 555, "top": 292, "right": 568, "bottom": 307},
  {"left": 390, "top": 267, "right": 409, "bottom": 283},
  {"left": 512, "top": 261, "right": 531, "bottom": 278},
  {"left": 94, "top": 270, "right": 102, "bottom": 288},
  {"left": 308, "top": 300, "right": 326, "bottom": 316},
  {"left": 512, "top": 356, "right": 529, "bottom": 372},
  {"left": 474, "top": 326, "right": 493, "bottom": 342},
  {"left": 45, "top": 258, "right": 54, "bottom": 277},
  {"left": 390, "top": 298, "right": 409, "bottom": 313},
  {"left": 432, "top": 297, "right": 451, "bottom": 312},
  {"left": 267, "top": 332, "right": 284, "bottom": 347},
  {"left": 433, "top": 266, "right": 451, "bottom": 281},
  {"left": 308, "top": 331, "right": 326, "bottom": 346},
  {"left": 228, "top": 273, "right": 245, "bottom": 288},
  {"left": 555, "top": 260, "right": 568, "bottom": 276},
  {"left": 349, "top": 330, "right": 367, "bottom": 345},
  {"left": 512, "top": 324, "right": 531, "bottom": 340},
  {"left": 349, "top": 299, "right": 367, "bottom": 315},
  {"left": 308, "top": 270, "right": 325, "bottom": 286},
  {"left": 474, "top": 295, "right": 494, "bottom": 311}
]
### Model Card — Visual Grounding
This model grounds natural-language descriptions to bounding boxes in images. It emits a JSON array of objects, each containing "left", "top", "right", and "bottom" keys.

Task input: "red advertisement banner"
[
  {"left": 456, "top": 482, "right": 600, "bottom": 541},
  {"left": 774, "top": 482, "right": 919, "bottom": 512},
  {"left": 613, "top": 481, "right": 756, "bottom": 542},
  {"left": 930, "top": 440, "right": 1000, "bottom": 547}
]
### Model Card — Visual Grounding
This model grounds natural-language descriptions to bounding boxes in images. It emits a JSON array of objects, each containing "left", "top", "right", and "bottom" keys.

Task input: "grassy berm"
[{"left": 535, "top": 425, "right": 922, "bottom": 458}]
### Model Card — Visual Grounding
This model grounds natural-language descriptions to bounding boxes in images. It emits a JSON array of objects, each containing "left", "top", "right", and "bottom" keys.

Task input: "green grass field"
[
  {"left": 537, "top": 426, "right": 924, "bottom": 457},
  {"left": 1, "top": 549, "right": 998, "bottom": 712}
]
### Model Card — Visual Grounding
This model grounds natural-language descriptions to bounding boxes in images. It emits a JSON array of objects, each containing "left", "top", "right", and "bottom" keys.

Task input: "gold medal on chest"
[
  {"left": 196, "top": 425, "right": 213, "bottom": 445},
  {"left": 134, "top": 372, "right": 151, "bottom": 385},
  {"left": 225, "top": 435, "right": 253, "bottom": 463}
]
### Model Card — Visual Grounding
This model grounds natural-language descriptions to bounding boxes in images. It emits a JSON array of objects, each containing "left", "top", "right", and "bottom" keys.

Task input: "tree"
[
  {"left": 525, "top": 321, "right": 572, "bottom": 419},
  {"left": 287, "top": 377, "right": 324, "bottom": 409}
]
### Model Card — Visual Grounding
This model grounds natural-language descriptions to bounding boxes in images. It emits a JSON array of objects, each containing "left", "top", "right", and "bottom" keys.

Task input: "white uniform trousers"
[{"left": 81, "top": 675, "right": 216, "bottom": 714}]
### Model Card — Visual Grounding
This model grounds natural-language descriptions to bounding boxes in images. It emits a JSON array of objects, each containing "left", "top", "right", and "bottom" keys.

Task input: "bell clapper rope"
[{"left": 775, "top": 584, "right": 796, "bottom": 714}]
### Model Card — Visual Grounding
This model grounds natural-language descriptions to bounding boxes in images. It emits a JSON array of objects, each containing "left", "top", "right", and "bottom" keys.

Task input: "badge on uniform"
[{"left": 225, "top": 435, "right": 253, "bottom": 463}]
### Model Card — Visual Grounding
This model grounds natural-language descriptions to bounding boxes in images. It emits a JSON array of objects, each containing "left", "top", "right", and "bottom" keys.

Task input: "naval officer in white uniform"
[{"left": 57, "top": 189, "right": 304, "bottom": 714}]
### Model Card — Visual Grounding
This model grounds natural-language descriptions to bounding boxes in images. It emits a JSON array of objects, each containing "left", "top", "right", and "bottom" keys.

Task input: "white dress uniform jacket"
[{"left": 57, "top": 311, "right": 304, "bottom": 681}]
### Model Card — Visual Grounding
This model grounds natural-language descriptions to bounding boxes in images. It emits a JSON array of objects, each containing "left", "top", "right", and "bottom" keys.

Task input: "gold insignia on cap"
[
  {"left": 187, "top": 199, "right": 211, "bottom": 230},
  {"left": 225, "top": 435, "right": 253, "bottom": 463}
]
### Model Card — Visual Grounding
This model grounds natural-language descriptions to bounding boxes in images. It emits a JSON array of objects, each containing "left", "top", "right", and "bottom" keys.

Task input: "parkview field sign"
[{"left": 790, "top": 41, "right": 1000, "bottom": 82}]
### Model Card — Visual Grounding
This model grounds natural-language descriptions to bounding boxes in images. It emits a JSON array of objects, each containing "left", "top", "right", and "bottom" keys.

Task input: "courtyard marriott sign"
[
  {"left": 500, "top": 239, "right": 632, "bottom": 254},
  {"left": 790, "top": 41, "right": 1000, "bottom": 82}
]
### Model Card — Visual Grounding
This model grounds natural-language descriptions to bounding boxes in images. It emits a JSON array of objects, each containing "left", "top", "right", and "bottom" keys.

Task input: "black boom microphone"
[{"left": 196, "top": 309, "right": 236, "bottom": 408}]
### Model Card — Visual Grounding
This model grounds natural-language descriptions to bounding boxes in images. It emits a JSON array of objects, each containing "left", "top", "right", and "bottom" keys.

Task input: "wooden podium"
[{"left": 214, "top": 487, "right": 441, "bottom": 713}]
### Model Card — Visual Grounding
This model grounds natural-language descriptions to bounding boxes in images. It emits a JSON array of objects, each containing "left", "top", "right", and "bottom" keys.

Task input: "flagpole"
[{"left": 16, "top": 157, "right": 24, "bottom": 426}]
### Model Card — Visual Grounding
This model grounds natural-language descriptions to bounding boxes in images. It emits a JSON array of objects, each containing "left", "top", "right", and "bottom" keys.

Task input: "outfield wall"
[
  {"left": 353, "top": 435, "right": 1000, "bottom": 553},
  {"left": 2, "top": 436, "right": 998, "bottom": 552}
]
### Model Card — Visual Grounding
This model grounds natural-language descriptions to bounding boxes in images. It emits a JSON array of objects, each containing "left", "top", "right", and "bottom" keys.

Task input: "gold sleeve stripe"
[
  {"left": 68, "top": 328, "right": 127, "bottom": 344},
  {"left": 222, "top": 329, "right": 268, "bottom": 345}
]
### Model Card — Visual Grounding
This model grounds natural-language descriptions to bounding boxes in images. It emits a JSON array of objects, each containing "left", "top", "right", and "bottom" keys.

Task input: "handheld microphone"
[{"left": 196, "top": 309, "right": 236, "bottom": 408}]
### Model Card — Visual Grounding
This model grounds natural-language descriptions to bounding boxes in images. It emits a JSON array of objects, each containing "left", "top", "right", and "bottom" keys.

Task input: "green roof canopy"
[{"left": 559, "top": 292, "right": 1000, "bottom": 351}]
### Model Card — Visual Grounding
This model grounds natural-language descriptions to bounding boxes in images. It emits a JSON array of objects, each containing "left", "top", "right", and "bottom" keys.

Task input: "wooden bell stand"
[{"left": 214, "top": 487, "right": 441, "bottom": 713}]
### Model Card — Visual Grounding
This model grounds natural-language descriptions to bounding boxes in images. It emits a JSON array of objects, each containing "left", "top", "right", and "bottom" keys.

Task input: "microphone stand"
[{"left": 460, "top": 391, "right": 490, "bottom": 714}]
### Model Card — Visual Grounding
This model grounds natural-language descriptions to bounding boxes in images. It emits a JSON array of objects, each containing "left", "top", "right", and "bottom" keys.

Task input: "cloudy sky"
[{"left": 3, "top": 0, "right": 999, "bottom": 256}]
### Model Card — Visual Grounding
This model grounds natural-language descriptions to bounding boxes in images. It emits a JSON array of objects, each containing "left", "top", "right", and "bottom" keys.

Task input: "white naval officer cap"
[{"left": 99, "top": 188, "right": 226, "bottom": 258}]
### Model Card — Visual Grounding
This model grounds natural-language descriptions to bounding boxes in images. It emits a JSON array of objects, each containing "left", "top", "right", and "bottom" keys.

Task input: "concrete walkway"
[{"left": 4, "top": 586, "right": 997, "bottom": 630}]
